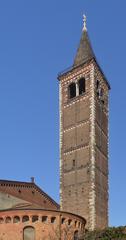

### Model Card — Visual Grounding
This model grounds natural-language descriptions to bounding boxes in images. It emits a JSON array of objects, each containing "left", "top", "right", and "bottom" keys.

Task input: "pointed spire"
[{"left": 73, "top": 15, "right": 95, "bottom": 67}]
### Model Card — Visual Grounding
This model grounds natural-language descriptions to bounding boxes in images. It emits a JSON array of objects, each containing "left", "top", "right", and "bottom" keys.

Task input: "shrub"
[{"left": 81, "top": 226, "right": 126, "bottom": 240}]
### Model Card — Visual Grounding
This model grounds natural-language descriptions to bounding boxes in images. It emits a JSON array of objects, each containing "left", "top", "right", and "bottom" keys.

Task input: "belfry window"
[
  {"left": 78, "top": 78, "right": 85, "bottom": 95},
  {"left": 69, "top": 83, "right": 76, "bottom": 99}
]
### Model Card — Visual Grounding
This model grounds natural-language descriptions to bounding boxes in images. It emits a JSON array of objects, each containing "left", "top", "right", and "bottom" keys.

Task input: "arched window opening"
[
  {"left": 42, "top": 216, "right": 48, "bottom": 223},
  {"left": 0, "top": 217, "right": 4, "bottom": 224},
  {"left": 13, "top": 216, "right": 20, "bottom": 223},
  {"left": 32, "top": 215, "right": 38, "bottom": 223},
  {"left": 51, "top": 217, "right": 56, "bottom": 224},
  {"left": 69, "top": 83, "right": 76, "bottom": 99},
  {"left": 23, "top": 226, "right": 35, "bottom": 240},
  {"left": 74, "top": 230, "right": 79, "bottom": 240},
  {"left": 22, "top": 215, "right": 29, "bottom": 223},
  {"left": 78, "top": 78, "right": 85, "bottom": 95},
  {"left": 68, "top": 219, "right": 72, "bottom": 225},
  {"left": 75, "top": 221, "right": 77, "bottom": 227},
  {"left": 61, "top": 218, "right": 65, "bottom": 224},
  {"left": 5, "top": 217, "right": 11, "bottom": 223}
]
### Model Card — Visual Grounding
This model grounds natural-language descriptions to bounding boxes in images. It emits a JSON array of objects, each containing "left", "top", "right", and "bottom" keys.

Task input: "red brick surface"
[{"left": 0, "top": 209, "right": 86, "bottom": 239}]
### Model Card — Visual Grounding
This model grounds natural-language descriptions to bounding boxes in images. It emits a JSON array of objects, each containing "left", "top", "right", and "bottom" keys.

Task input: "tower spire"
[
  {"left": 83, "top": 14, "right": 87, "bottom": 31},
  {"left": 73, "top": 15, "right": 95, "bottom": 67}
]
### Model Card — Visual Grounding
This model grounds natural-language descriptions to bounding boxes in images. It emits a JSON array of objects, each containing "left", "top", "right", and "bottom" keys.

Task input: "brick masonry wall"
[
  {"left": 0, "top": 209, "right": 86, "bottom": 240},
  {"left": 59, "top": 60, "right": 109, "bottom": 230},
  {"left": 94, "top": 63, "right": 109, "bottom": 229},
  {"left": 59, "top": 62, "right": 92, "bottom": 229}
]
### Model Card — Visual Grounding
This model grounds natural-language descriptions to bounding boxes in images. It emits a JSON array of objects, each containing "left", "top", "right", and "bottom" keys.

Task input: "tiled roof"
[{"left": 0, "top": 179, "right": 59, "bottom": 210}]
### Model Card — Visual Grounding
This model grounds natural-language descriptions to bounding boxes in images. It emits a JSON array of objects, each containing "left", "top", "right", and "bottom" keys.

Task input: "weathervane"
[{"left": 83, "top": 14, "right": 87, "bottom": 31}]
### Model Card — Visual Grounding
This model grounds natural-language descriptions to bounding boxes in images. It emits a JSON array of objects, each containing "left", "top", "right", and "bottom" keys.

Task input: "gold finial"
[{"left": 83, "top": 14, "right": 87, "bottom": 31}]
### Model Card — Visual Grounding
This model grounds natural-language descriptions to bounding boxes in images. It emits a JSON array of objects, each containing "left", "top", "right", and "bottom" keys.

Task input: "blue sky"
[{"left": 0, "top": 0, "right": 125, "bottom": 227}]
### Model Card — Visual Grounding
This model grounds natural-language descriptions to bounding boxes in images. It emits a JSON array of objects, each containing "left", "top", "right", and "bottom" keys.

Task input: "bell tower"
[{"left": 58, "top": 16, "right": 110, "bottom": 230}]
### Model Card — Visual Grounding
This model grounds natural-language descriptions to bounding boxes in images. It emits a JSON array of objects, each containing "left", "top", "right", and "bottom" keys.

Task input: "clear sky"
[{"left": 0, "top": 0, "right": 125, "bottom": 227}]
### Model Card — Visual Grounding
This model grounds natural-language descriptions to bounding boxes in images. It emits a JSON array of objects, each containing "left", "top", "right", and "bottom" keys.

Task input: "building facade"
[
  {"left": 58, "top": 17, "right": 110, "bottom": 230},
  {"left": 0, "top": 180, "right": 86, "bottom": 239}
]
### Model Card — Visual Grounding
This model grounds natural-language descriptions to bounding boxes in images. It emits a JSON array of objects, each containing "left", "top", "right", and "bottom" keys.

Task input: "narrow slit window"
[
  {"left": 78, "top": 78, "right": 85, "bottom": 95},
  {"left": 96, "top": 80, "right": 100, "bottom": 89},
  {"left": 69, "top": 83, "right": 76, "bottom": 99},
  {"left": 73, "top": 159, "right": 75, "bottom": 167}
]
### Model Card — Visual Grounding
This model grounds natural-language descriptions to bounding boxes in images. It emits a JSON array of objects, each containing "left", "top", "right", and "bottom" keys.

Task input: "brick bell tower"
[{"left": 58, "top": 16, "right": 110, "bottom": 230}]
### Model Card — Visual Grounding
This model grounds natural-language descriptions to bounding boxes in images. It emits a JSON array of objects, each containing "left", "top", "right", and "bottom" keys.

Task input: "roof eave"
[
  {"left": 58, "top": 57, "right": 111, "bottom": 90},
  {"left": 57, "top": 58, "right": 93, "bottom": 80}
]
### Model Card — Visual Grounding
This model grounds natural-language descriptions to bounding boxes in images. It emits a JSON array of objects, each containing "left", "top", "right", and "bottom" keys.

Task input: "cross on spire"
[{"left": 83, "top": 14, "right": 87, "bottom": 31}]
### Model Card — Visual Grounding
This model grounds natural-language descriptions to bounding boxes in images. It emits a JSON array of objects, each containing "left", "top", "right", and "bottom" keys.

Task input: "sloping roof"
[
  {"left": 0, "top": 179, "right": 59, "bottom": 210},
  {"left": 73, "top": 28, "right": 95, "bottom": 67}
]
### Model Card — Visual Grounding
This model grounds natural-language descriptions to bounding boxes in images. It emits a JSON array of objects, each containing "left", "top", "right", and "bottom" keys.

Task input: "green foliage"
[{"left": 81, "top": 226, "right": 126, "bottom": 240}]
